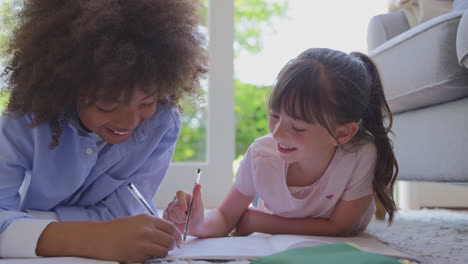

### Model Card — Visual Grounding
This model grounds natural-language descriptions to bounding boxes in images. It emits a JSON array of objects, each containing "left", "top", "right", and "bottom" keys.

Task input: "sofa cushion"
[
  {"left": 457, "top": 9, "right": 468, "bottom": 67},
  {"left": 367, "top": 11, "right": 410, "bottom": 50},
  {"left": 369, "top": 10, "right": 468, "bottom": 114},
  {"left": 453, "top": 0, "right": 468, "bottom": 10},
  {"left": 391, "top": 97, "right": 468, "bottom": 182}
]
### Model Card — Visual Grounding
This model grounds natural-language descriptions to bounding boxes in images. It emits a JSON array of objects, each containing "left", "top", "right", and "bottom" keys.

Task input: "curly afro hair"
[{"left": 3, "top": 0, "right": 207, "bottom": 147}]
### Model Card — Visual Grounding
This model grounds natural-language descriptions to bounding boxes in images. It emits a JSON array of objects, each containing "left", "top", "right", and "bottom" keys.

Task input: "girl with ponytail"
[{"left": 164, "top": 48, "right": 398, "bottom": 237}]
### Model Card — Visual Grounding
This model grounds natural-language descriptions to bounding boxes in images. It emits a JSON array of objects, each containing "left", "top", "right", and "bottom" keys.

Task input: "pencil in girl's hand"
[{"left": 183, "top": 168, "right": 202, "bottom": 241}]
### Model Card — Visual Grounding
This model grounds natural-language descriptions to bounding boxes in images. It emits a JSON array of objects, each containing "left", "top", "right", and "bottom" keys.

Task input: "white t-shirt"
[{"left": 235, "top": 134, "right": 377, "bottom": 233}]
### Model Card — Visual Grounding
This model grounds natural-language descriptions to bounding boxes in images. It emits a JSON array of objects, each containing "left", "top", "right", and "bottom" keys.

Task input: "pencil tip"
[{"left": 197, "top": 168, "right": 201, "bottom": 173}]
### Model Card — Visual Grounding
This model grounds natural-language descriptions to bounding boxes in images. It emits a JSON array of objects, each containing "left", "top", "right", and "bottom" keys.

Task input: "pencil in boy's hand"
[
  {"left": 127, "top": 183, "right": 156, "bottom": 216},
  {"left": 183, "top": 168, "right": 201, "bottom": 241}
]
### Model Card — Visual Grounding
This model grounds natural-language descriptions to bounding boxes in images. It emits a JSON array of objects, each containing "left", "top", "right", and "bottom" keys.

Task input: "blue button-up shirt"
[{"left": 0, "top": 105, "right": 180, "bottom": 232}]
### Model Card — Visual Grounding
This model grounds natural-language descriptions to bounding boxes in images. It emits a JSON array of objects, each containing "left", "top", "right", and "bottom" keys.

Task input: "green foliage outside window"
[
  {"left": 0, "top": 92, "right": 8, "bottom": 110},
  {"left": 0, "top": 1, "right": 19, "bottom": 65},
  {"left": 0, "top": 0, "right": 20, "bottom": 111},
  {"left": 234, "top": 80, "right": 271, "bottom": 158},
  {"left": 173, "top": 94, "right": 207, "bottom": 162}
]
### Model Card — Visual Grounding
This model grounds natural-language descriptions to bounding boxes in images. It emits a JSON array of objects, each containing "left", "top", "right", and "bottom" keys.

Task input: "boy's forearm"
[
  {"left": 36, "top": 221, "right": 102, "bottom": 258},
  {"left": 247, "top": 210, "right": 346, "bottom": 236}
]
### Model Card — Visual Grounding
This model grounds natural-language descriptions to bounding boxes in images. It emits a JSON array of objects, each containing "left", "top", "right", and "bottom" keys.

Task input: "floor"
[{"left": 366, "top": 208, "right": 468, "bottom": 264}]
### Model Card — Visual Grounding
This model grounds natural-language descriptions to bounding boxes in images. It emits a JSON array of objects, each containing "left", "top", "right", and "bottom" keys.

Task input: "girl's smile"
[
  {"left": 268, "top": 110, "right": 336, "bottom": 166},
  {"left": 277, "top": 144, "right": 297, "bottom": 154}
]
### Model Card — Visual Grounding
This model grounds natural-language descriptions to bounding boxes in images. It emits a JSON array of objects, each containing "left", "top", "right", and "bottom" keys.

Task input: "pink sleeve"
[
  {"left": 341, "top": 143, "right": 376, "bottom": 201},
  {"left": 234, "top": 146, "right": 257, "bottom": 197}
]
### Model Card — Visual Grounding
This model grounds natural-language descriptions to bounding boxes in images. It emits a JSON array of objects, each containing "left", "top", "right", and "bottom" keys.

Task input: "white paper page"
[
  {"left": 165, "top": 236, "right": 275, "bottom": 260},
  {"left": 165, "top": 234, "right": 329, "bottom": 260},
  {"left": 267, "top": 234, "right": 329, "bottom": 252},
  {"left": 162, "top": 233, "right": 417, "bottom": 262}
]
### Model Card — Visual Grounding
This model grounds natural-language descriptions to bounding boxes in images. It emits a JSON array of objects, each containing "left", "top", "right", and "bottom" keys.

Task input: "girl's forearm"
[
  {"left": 194, "top": 209, "right": 236, "bottom": 238},
  {"left": 247, "top": 210, "right": 347, "bottom": 236}
]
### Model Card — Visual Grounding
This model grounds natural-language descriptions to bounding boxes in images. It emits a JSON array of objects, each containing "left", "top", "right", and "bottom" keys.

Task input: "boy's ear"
[{"left": 332, "top": 122, "right": 359, "bottom": 146}]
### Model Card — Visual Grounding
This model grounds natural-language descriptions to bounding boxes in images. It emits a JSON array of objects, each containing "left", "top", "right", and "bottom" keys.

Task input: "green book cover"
[{"left": 251, "top": 243, "right": 405, "bottom": 264}]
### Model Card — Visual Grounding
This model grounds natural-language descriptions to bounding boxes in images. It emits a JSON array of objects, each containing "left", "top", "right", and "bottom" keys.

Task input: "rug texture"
[{"left": 366, "top": 208, "right": 468, "bottom": 264}]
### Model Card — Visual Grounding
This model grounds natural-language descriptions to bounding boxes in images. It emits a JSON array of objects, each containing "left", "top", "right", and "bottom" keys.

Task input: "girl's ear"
[{"left": 332, "top": 122, "right": 359, "bottom": 146}]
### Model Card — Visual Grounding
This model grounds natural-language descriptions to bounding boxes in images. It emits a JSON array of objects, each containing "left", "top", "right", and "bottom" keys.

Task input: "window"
[{"left": 154, "top": 0, "right": 235, "bottom": 209}]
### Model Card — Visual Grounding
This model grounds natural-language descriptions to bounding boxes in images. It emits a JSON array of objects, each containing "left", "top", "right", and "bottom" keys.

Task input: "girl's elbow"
[
  {"left": 326, "top": 229, "right": 348, "bottom": 237},
  {"left": 330, "top": 223, "right": 356, "bottom": 236}
]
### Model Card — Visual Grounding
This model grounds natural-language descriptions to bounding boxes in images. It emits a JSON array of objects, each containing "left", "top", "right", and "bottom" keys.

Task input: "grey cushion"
[
  {"left": 367, "top": 11, "right": 410, "bottom": 50},
  {"left": 391, "top": 97, "right": 468, "bottom": 183},
  {"left": 453, "top": 0, "right": 468, "bottom": 10},
  {"left": 369, "top": 10, "right": 468, "bottom": 114},
  {"left": 457, "top": 9, "right": 468, "bottom": 67}
]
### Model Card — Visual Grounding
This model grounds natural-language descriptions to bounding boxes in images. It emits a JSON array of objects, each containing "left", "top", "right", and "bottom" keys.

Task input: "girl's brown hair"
[
  {"left": 269, "top": 48, "right": 398, "bottom": 223},
  {"left": 3, "top": 0, "right": 207, "bottom": 148}
]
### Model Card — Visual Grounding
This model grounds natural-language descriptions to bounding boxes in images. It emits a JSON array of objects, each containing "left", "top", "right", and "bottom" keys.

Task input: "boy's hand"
[
  {"left": 36, "top": 214, "right": 181, "bottom": 263},
  {"left": 163, "top": 184, "right": 204, "bottom": 235},
  {"left": 95, "top": 215, "right": 181, "bottom": 261}
]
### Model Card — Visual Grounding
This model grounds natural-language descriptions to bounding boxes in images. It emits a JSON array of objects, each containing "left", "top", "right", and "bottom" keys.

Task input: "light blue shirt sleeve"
[{"left": 0, "top": 113, "right": 35, "bottom": 231}]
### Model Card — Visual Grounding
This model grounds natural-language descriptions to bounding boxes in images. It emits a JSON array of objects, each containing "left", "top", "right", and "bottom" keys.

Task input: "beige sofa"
[{"left": 367, "top": 7, "right": 468, "bottom": 184}]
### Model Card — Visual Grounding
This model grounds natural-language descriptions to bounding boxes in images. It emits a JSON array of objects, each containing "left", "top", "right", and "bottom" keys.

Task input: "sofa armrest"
[
  {"left": 457, "top": 8, "right": 468, "bottom": 68},
  {"left": 368, "top": 10, "right": 468, "bottom": 114},
  {"left": 367, "top": 11, "right": 410, "bottom": 50}
]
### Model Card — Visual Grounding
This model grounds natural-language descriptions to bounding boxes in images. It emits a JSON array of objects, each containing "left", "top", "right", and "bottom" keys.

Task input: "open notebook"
[
  {"left": 2, "top": 233, "right": 418, "bottom": 263},
  {"left": 159, "top": 233, "right": 419, "bottom": 262}
]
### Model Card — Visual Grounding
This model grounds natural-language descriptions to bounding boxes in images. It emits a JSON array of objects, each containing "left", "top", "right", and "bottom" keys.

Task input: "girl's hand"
[
  {"left": 231, "top": 208, "right": 257, "bottom": 236},
  {"left": 163, "top": 184, "right": 204, "bottom": 235},
  {"left": 36, "top": 214, "right": 181, "bottom": 263}
]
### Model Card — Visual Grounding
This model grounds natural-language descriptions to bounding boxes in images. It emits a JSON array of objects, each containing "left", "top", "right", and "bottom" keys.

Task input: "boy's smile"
[
  {"left": 77, "top": 86, "right": 158, "bottom": 144},
  {"left": 104, "top": 127, "right": 133, "bottom": 141}
]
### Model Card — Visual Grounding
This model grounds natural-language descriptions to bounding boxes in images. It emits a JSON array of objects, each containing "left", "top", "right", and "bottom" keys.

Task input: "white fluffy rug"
[
  {"left": 365, "top": 208, "right": 468, "bottom": 264},
  {"left": 150, "top": 209, "right": 468, "bottom": 264}
]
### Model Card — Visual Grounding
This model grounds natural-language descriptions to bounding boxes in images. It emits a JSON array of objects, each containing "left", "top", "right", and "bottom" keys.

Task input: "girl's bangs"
[{"left": 270, "top": 67, "right": 324, "bottom": 125}]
